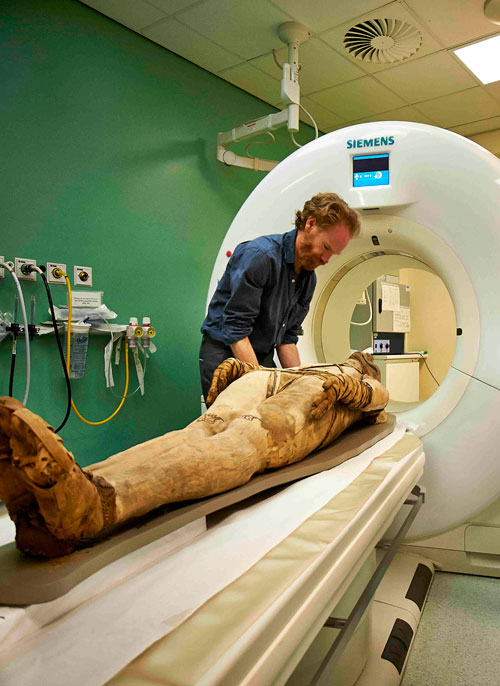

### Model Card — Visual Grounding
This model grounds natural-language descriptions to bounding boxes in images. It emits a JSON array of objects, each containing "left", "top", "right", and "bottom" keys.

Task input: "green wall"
[{"left": 0, "top": 0, "right": 314, "bottom": 467}]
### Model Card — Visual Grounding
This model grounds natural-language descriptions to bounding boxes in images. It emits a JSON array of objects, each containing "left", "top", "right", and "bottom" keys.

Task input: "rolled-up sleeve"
[{"left": 222, "top": 247, "right": 271, "bottom": 345}]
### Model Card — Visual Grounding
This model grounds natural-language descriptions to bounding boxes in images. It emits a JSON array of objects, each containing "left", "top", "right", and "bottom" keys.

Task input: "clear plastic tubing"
[{"left": 0, "top": 262, "right": 30, "bottom": 405}]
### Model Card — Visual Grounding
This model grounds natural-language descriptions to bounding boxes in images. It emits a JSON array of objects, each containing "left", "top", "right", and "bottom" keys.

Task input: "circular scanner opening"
[{"left": 349, "top": 266, "right": 456, "bottom": 413}]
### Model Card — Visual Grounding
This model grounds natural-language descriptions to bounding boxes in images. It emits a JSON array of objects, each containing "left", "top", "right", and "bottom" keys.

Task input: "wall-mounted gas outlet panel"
[
  {"left": 47, "top": 262, "right": 67, "bottom": 284},
  {"left": 15, "top": 257, "right": 37, "bottom": 281},
  {"left": 74, "top": 265, "right": 93, "bottom": 287}
]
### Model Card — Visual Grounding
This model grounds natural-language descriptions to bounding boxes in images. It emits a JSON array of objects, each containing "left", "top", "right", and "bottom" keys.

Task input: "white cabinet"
[{"left": 374, "top": 354, "right": 422, "bottom": 403}]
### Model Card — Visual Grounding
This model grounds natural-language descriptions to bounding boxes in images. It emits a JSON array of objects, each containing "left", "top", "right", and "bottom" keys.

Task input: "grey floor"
[{"left": 401, "top": 571, "right": 500, "bottom": 686}]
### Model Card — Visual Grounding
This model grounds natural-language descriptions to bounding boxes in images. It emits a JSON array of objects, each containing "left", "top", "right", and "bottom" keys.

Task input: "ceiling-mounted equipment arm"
[
  {"left": 217, "top": 109, "right": 289, "bottom": 148},
  {"left": 216, "top": 21, "right": 310, "bottom": 172}
]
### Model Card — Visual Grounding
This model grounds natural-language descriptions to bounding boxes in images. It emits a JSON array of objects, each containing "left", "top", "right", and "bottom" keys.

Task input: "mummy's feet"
[
  {"left": 0, "top": 398, "right": 37, "bottom": 516},
  {"left": 0, "top": 398, "right": 115, "bottom": 557}
]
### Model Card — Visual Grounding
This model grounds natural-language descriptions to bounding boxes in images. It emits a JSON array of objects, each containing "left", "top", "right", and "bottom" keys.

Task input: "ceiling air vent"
[{"left": 343, "top": 19, "right": 422, "bottom": 64}]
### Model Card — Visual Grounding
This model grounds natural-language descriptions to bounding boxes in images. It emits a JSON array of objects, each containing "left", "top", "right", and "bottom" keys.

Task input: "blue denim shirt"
[{"left": 201, "top": 229, "right": 316, "bottom": 355}]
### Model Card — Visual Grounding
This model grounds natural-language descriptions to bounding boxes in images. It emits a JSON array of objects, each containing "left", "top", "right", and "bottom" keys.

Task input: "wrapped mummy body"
[{"left": 0, "top": 352, "right": 388, "bottom": 557}]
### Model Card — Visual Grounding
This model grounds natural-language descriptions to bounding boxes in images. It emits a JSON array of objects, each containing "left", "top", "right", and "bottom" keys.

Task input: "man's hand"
[{"left": 206, "top": 358, "right": 260, "bottom": 406}]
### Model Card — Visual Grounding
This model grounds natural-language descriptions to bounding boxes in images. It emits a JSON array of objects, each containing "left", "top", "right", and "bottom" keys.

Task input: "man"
[{"left": 199, "top": 192, "right": 361, "bottom": 402}]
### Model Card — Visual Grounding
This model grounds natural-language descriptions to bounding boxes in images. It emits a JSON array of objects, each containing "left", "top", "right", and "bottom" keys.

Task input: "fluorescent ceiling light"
[{"left": 453, "top": 34, "right": 500, "bottom": 84}]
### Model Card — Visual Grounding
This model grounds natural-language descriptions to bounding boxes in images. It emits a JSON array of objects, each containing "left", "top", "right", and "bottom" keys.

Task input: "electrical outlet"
[
  {"left": 15, "top": 257, "right": 37, "bottom": 281},
  {"left": 47, "top": 262, "right": 67, "bottom": 284},
  {"left": 0, "top": 256, "right": 4, "bottom": 279},
  {"left": 74, "top": 265, "right": 93, "bottom": 287}
]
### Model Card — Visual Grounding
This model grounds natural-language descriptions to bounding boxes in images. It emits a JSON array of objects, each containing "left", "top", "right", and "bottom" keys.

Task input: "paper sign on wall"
[
  {"left": 381, "top": 282, "right": 400, "bottom": 311},
  {"left": 393, "top": 306, "right": 411, "bottom": 332}
]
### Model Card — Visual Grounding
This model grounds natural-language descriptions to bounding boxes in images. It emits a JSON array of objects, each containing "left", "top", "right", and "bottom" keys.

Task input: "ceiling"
[{"left": 79, "top": 0, "right": 500, "bottom": 151}]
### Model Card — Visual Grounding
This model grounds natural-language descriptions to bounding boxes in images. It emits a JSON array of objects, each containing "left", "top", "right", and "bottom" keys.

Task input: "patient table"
[{"left": 0, "top": 420, "right": 428, "bottom": 686}]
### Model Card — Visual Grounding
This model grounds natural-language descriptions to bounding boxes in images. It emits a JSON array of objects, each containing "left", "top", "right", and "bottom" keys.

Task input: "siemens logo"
[{"left": 347, "top": 136, "right": 395, "bottom": 149}]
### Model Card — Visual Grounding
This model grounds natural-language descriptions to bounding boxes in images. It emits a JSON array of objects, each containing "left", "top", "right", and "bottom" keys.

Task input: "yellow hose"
[{"left": 63, "top": 273, "right": 129, "bottom": 425}]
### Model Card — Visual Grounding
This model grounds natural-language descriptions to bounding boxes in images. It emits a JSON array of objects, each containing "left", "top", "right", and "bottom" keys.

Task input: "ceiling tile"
[
  {"left": 486, "top": 81, "right": 500, "bottom": 104},
  {"left": 248, "top": 47, "right": 285, "bottom": 79},
  {"left": 310, "top": 76, "right": 407, "bottom": 120},
  {"left": 270, "top": 0, "right": 391, "bottom": 34},
  {"left": 320, "top": 1, "right": 442, "bottom": 74},
  {"left": 322, "top": 123, "right": 346, "bottom": 133},
  {"left": 143, "top": 18, "right": 242, "bottom": 71},
  {"left": 466, "top": 129, "right": 500, "bottom": 157},
  {"left": 345, "top": 104, "right": 436, "bottom": 126},
  {"left": 321, "top": 106, "right": 435, "bottom": 132},
  {"left": 146, "top": 0, "right": 202, "bottom": 15},
  {"left": 289, "top": 38, "right": 367, "bottom": 94},
  {"left": 374, "top": 50, "right": 478, "bottom": 103},
  {"left": 416, "top": 87, "right": 500, "bottom": 128},
  {"left": 250, "top": 38, "right": 366, "bottom": 95},
  {"left": 217, "top": 63, "right": 284, "bottom": 104},
  {"left": 404, "top": 0, "right": 500, "bottom": 48},
  {"left": 300, "top": 97, "right": 346, "bottom": 131},
  {"left": 79, "top": 0, "right": 166, "bottom": 30},
  {"left": 175, "top": 0, "right": 291, "bottom": 59},
  {"left": 450, "top": 116, "right": 500, "bottom": 136}
]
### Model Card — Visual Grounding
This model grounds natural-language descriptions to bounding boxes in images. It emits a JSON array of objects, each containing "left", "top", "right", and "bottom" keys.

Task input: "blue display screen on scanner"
[{"left": 353, "top": 153, "right": 389, "bottom": 187}]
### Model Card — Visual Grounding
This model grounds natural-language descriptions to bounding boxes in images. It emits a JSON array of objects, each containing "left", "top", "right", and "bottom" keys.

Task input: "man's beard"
[
  {"left": 301, "top": 252, "right": 321, "bottom": 271},
  {"left": 298, "top": 238, "right": 321, "bottom": 271}
]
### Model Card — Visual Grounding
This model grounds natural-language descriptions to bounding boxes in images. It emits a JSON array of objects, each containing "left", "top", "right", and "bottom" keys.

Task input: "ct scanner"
[
  {"left": 209, "top": 120, "right": 500, "bottom": 552},
  {"left": 1, "top": 122, "right": 500, "bottom": 686}
]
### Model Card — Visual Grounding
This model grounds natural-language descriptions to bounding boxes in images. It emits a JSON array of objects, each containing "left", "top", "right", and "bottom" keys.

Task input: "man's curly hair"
[{"left": 295, "top": 192, "right": 361, "bottom": 237}]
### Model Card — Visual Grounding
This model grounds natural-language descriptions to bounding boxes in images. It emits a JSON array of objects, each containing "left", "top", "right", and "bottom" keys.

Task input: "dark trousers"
[{"left": 199, "top": 335, "right": 276, "bottom": 402}]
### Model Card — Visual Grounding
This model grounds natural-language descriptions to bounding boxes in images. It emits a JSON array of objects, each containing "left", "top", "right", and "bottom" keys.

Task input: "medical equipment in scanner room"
[
  {"left": 372, "top": 276, "right": 411, "bottom": 353},
  {"left": 350, "top": 273, "right": 425, "bottom": 402},
  {"left": 0, "top": 259, "right": 156, "bottom": 428},
  {"left": 210, "top": 120, "right": 500, "bottom": 564}
]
